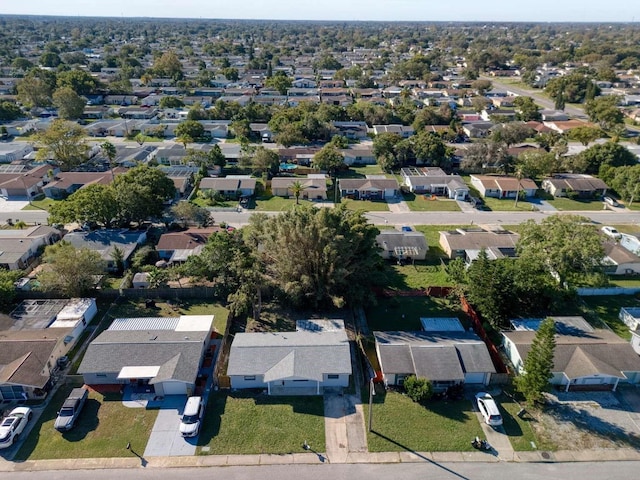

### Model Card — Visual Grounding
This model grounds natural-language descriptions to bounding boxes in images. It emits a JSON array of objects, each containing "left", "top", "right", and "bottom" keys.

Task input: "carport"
[{"left": 117, "top": 366, "right": 159, "bottom": 392}]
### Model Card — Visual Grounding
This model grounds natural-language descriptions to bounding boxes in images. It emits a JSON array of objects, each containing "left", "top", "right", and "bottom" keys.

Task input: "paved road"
[
  {"left": 482, "top": 76, "right": 588, "bottom": 120},
  {"left": 210, "top": 209, "right": 640, "bottom": 228},
  {"left": 6, "top": 461, "right": 640, "bottom": 480}
]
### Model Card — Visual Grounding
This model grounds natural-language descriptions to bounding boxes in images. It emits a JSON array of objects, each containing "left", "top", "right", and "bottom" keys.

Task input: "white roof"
[
  {"left": 55, "top": 298, "right": 95, "bottom": 321},
  {"left": 176, "top": 315, "right": 213, "bottom": 332},
  {"left": 117, "top": 366, "right": 160, "bottom": 379},
  {"left": 420, "top": 317, "right": 465, "bottom": 332}
]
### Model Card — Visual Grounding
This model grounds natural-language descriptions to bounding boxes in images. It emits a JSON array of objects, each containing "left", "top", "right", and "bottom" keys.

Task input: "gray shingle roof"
[
  {"left": 374, "top": 331, "right": 495, "bottom": 381},
  {"left": 78, "top": 329, "right": 208, "bottom": 384},
  {"left": 227, "top": 331, "right": 352, "bottom": 381}
]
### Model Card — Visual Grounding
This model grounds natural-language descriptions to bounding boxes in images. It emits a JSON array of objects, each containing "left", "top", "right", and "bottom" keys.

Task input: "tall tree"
[
  {"left": 38, "top": 242, "right": 105, "bottom": 297},
  {"left": 52, "top": 87, "right": 86, "bottom": 120},
  {"left": 514, "top": 318, "right": 557, "bottom": 406},
  {"left": 312, "top": 144, "right": 345, "bottom": 173},
  {"left": 34, "top": 120, "right": 88, "bottom": 171},
  {"left": 49, "top": 183, "right": 119, "bottom": 228},
  {"left": 517, "top": 215, "right": 605, "bottom": 289}
]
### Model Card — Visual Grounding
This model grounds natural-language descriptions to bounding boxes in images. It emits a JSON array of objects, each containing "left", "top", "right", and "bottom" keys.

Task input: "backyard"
[
  {"left": 17, "top": 384, "right": 158, "bottom": 460},
  {"left": 197, "top": 391, "right": 325, "bottom": 455},
  {"left": 365, "top": 296, "right": 467, "bottom": 331},
  {"left": 581, "top": 294, "right": 640, "bottom": 340}
]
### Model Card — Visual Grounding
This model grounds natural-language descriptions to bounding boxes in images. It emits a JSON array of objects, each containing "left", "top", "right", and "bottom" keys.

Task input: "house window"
[
  {"left": 96, "top": 373, "right": 107, "bottom": 378},
  {"left": 244, "top": 376, "right": 256, "bottom": 381},
  {"left": 327, "top": 374, "right": 339, "bottom": 379},
  {"left": 0, "top": 385, "right": 25, "bottom": 400}
]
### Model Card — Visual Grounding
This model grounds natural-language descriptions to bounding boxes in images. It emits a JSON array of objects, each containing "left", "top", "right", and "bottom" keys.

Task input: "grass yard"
[
  {"left": 17, "top": 384, "right": 158, "bottom": 460},
  {"left": 254, "top": 195, "right": 299, "bottom": 211},
  {"left": 497, "top": 391, "right": 555, "bottom": 451},
  {"left": 386, "top": 262, "right": 452, "bottom": 290},
  {"left": 542, "top": 196, "right": 604, "bottom": 211},
  {"left": 402, "top": 192, "right": 461, "bottom": 212},
  {"left": 21, "top": 197, "right": 58, "bottom": 211},
  {"left": 340, "top": 198, "right": 389, "bottom": 212},
  {"left": 480, "top": 196, "right": 539, "bottom": 212},
  {"left": 191, "top": 197, "right": 236, "bottom": 208},
  {"left": 197, "top": 391, "right": 325, "bottom": 455},
  {"left": 609, "top": 277, "right": 640, "bottom": 289},
  {"left": 413, "top": 225, "right": 468, "bottom": 261},
  {"left": 366, "top": 296, "right": 468, "bottom": 331},
  {"left": 581, "top": 294, "right": 640, "bottom": 340},
  {"left": 336, "top": 165, "right": 386, "bottom": 179},
  {"left": 364, "top": 390, "right": 483, "bottom": 452}
]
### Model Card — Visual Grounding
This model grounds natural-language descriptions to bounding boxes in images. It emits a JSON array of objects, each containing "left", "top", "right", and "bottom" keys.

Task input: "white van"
[{"left": 179, "top": 396, "right": 204, "bottom": 437}]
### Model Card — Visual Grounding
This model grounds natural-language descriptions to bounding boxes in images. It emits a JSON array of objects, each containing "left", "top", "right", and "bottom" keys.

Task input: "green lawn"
[
  {"left": 366, "top": 296, "right": 468, "bottom": 331},
  {"left": 581, "top": 294, "right": 640, "bottom": 340},
  {"left": 402, "top": 192, "right": 461, "bottom": 212},
  {"left": 542, "top": 197, "right": 604, "bottom": 211},
  {"left": 499, "top": 393, "right": 555, "bottom": 451},
  {"left": 21, "top": 197, "right": 58, "bottom": 211},
  {"left": 340, "top": 198, "right": 389, "bottom": 211},
  {"left": 197, "top": 391, "right": 325, "bottom": 455},
  {"left": 413, "top": 225, "right": 469, "bottom": 261},
  {"left": 17, "top": 384, "right": 158, "bottom": 460},
  {"left": 364, "top": 390, "right": 483, "bottom": 452},
  {"left": 386, "top": 262, "right": 452, "bottom": 290},
  {"left": 192, "top": 197, "right": 236, "bottom": 208},
  {"left": 336, "top": 165, "right": 387, "bottom": 179},
  {"left": 480, "top": 196, "right": 539, "bottom": 212},
  {"left": 609, "top": 277, "right": 640, "bottom": 289},
  {"left": 254, "top": 195, "right": 299, "bottom": 211}
]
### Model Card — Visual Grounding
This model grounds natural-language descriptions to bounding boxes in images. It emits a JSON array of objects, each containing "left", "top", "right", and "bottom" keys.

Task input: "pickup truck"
[{"left": 54, "top": 387, "right": 88, "bottom": 432}]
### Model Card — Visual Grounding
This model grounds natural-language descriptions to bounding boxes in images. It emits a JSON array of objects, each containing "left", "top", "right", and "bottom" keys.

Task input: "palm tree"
[
  {"left": 290, "top": 180, "right": 306, "bottom": 205},
  {"left": 100, "top": 141, "right": 117, "bottom": 182},
  {"left": 14, "top": 220, "right": 27, "bottom": 229}
]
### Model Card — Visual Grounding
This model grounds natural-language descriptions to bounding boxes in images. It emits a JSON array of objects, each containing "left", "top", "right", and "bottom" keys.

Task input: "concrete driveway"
[
  {"left": 0, "top": 198, "right": 28, "bottom": 213},
  {"left": 143, "top": 395, "right": 198, "bottom": 457}
]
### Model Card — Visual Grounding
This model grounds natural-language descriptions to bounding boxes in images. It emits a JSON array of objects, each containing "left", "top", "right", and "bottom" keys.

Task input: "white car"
[
  {"left": 603, "top": 196, "right": 621, "bottom": 207},
  {"left": 179, "top": 396, "right": 204, "bottom": 438},
  {"left": 475, "top": 392, "right": 503, "bottom": 427},
  {"left": 0, "top": 406, "right": 32, "bottom": 449},
  {"left": 601, "top": 226, "right": 622, "bottom": 240}
]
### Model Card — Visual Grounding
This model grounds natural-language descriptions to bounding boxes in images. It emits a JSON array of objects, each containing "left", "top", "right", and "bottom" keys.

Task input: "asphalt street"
[{"left": 5, "top": 461, "right": 640, "bottom": 480}]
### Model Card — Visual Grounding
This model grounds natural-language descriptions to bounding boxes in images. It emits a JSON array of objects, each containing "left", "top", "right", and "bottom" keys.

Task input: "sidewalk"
[{"left": 4, "top": 447, "right": 640, "bottom": 472}]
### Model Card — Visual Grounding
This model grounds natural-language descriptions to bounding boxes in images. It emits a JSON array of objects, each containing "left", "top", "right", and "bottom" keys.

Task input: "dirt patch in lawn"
[{"left": 528, "top": 390, "right": 640, "bottom": 450}]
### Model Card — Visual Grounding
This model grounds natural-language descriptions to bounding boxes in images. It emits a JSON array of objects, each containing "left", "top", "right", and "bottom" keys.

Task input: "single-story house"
[
  {"left": 156, "top": 227, "right": 220, "bottom": 264},
  {"left": 0, "top": 142, "right": 33, "bottom": 163},
  {"left": 543, "top": 120, "right": 599, "bottom": 134},
  {"left": 541, "top": 174, "right": 608, "bottom": 198},
  {"left": 374, "top": 329, "right": 496, "bottom": 391},
  {"left": 503, "top": 316, "right": 640, "bottom": 391},
  {"left": 62, "top": 229, "right": 147, "bottom": 272},
  {"left": 376, "top": 230, "right": 428, "bottom": 261},
  {"left": 271, "top": 175, "right": 327, "bottom": 200},
  {"left": 602, "top": 242, "right": 640, "bottom": 275},
  {"left": 0, "top": 164, "right": 51, "bottom": 198},
  {"left": 78, "top": 315, "right": 214, "bottom": 396},
  {"left": 620, "top": 233, "right": 640, "bottom": 256},
  {"left": 620, "top": 308, "right": 640, "bottom": 355},
  {"left": 0, "top": 298, "right": 97, "bottom": 400},
  {"left": 0, "top": 225, "right": 61, "bottom": 271},
  {"left": 42, "top": 171, "right": 120, "bottom": 199},
  {"left": 470, "top": 175, "right": 538, "bottom": 199},
  {"left": 439, "top": 227, "right": 520, "bottom": 260},
  {"left": 332, "top": 121, "right": 369, "bottom": 140},
  {"left": 199, "top": 176, "right": 256, "bottom": 199},
  {"left": 249, "top": 123, "right": 273, "bottom": 142},
  {"left": 372, "top": 124, "right": 415, "bottom": 138},
  {"left": 339, "top": 176, "right": 399, "bottom": 200},
  {"left": 0, "top": 331, "right": 63, "bottom": 400},
  {"left": 340, "top": 146, "right": 376, "bottom": 166},
  {"left": 462, "top": 122, "right": 494, "bottom": 138},
  {"left": 227, "top": 320, "right": 352, "bottom": 395},
  {"left": 400, "top": 167, "right": 469, "bottom": 200}
]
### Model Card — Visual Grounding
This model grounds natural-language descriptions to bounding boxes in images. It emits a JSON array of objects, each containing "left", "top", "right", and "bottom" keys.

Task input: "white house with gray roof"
[
  {"left": 78, "top": 315, "right": 213, "bottom": 396},
  {"left": 227, "top": 320, "right": 352, "bottom": 395}
]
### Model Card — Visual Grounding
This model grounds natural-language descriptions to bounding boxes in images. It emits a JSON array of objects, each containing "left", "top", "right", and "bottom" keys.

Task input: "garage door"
[
  {"left": 160, "top": 381, "right": 188, "bottom": 395},
  {"left": 465, "top": 372, "right": 486, "bottom": 384}
]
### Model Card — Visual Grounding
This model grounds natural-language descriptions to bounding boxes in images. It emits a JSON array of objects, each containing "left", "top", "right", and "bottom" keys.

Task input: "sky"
[{"left": 0, "top": 0, "right": 639, "bottom": 23}]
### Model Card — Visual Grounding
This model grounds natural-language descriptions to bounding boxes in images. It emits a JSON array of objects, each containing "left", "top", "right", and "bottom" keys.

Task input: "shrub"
[{"left": 403, "top": 375, "right": 433, "bottom": 402}]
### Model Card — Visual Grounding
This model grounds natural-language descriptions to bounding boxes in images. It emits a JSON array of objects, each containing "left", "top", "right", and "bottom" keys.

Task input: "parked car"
[
  {"left": 55, "top": 387, "right": 89, "bottom": 432},
  {"left": 0, "top": 407, "right": 32, "bottom": 449},
  {"left": 601, "top": 226, "right": 622, "bottom": 240},
  {"left": 179, "top": 396, "right": 204, "bottom": 437},
  {"left": 475, "top": 392, "right": 503, "bottom": 427},
  {"left": 603, "top": 196, "right": 621, "bottom": 207}
]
